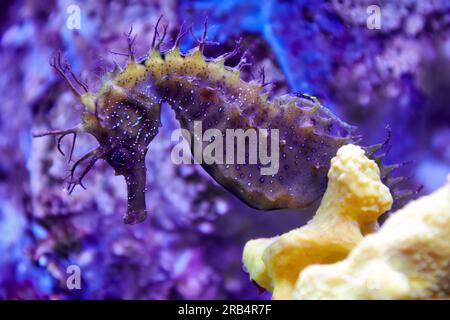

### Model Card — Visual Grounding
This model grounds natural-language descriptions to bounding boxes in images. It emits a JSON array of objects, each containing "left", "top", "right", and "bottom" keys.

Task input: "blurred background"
[{"left": 0, "top": 0, "right": 450, "bottom": 299}]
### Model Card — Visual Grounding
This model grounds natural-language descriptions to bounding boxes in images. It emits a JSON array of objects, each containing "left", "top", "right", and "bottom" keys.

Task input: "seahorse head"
[{"left": 81, "top": 79, "right": 159, "bottom": 167}]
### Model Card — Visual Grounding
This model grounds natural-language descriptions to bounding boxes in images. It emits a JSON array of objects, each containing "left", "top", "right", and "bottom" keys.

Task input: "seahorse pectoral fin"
[{"left": 123, "top": 159, "right": 148, "bottom": 225}]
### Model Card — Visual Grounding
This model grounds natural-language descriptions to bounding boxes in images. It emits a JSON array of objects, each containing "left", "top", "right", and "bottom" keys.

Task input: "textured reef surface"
[{"left": 0, "top": 0, "right": 450, "bottom": 299}]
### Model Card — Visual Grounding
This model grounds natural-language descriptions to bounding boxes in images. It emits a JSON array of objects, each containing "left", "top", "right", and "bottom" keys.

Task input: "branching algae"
[{"left": 34, "top": 18, "right": 405, "bottom": 224}]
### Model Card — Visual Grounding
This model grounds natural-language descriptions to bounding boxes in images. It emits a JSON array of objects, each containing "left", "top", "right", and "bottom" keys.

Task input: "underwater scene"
[{"left": 0, "top": 0, "right": 449, "bottom": 300}]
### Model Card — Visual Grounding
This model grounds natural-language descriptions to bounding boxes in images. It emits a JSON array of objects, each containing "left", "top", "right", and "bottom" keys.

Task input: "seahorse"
[{"left": 34, "top": 18, "right": 405, "bottom": 224}]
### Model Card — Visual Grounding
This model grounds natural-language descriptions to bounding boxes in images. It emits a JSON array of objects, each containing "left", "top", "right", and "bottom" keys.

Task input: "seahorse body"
[
  {"left": 36, "top": 21, "right": 399, "bottom": 224},
  {"left": 132, "top": 46, "right": 359, "bottom": 206}
]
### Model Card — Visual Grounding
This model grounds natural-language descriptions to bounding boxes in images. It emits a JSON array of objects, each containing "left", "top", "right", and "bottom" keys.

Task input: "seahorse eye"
[{"left": 107, "top": 147, "right": 133, "bottom": 170}]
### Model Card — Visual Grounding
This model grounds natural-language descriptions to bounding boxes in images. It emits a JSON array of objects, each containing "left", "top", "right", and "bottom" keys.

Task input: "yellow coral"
[
  {"left": 295, "top": 175, "right": 450, "bottom": 300},
  {"left": 243, "top": 144, "right": 393, "bottom": 299}
]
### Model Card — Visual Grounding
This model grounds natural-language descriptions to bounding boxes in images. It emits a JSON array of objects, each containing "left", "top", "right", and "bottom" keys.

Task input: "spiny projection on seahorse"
[{"left": 34, "top": 16, "right": 409, "bottom": 224}]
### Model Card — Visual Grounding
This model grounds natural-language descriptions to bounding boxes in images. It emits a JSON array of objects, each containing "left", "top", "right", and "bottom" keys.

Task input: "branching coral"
[
  {"left": 295, "top": 174, "right": 450, "bottom": 300},
  {"left": 243, "top": 144, "right": 393, "bottom": 299},
  {"left": 244, "top": 144, "right": 450, "bottom": 300}
]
